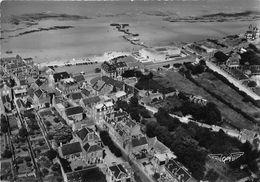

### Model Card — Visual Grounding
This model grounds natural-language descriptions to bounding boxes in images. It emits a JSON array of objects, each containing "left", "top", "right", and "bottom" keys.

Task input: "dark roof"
[
  {"left": 2, "top": 95, "right": 11, "bottom": 104},
  {"left": 101, "top": 62, "right": 116, "bottom": 73},
  {"left": 16, "top": 99, "right": 25, "bottom": 108},
  {"left": 76, "top": 128, "right": 93, "bottom": 141},
  {"left": 83, "top": 143, "right": 103, "bottom": 153},
  {"left": 19, "top": 79, "right": 27, "bottom": 86},
  {"left": 214, "top": 51, "right": 229, "bottom": 63},
  {"left": 132, "top": 136, "right": 148, "bottom": 148},
  {"left": 71, "top": 92, "right": 82, "bottom": 100},
  {"left": 81, "top": 89, "right": 90, "bottom": 96},
  {"left": 73, "top": 74, "right": 85, "bottom": 83},
  {"left": 61, "top": 142, "right": 82, "bottom": 156},
  {"left": 34, "top": 89, "right": 43, "bottom": 98},
  {"left": 109, "top": 164, "right": 127, "bottom": 179},
  {"left": 53, "top": 71, "right": 70, "bottom": 81},
  {"left": 65, "top": 106, "right": 83, "bottom": 116},
  {"left": 101, "top": 76, "right": 124, "bottom": 89},
  {"left": 82, "top": 96, "right": 101, "bottom": 107},
  {"left": 35, "top": 78, "right": 45, "bottom": 87}
]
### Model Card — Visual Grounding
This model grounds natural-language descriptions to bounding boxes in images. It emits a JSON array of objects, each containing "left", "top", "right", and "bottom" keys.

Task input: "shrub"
[
  {"left": 24, "top": 156, "right": 31, "bottom": 162},
  {"left": 1, "top": 149, "right": 12, "bottom": 158}
]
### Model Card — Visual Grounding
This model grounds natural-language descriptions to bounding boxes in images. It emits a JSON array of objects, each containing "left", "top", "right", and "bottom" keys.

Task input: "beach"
[{"left": 1, "top": 0, "right": 260, "bottom": 64}]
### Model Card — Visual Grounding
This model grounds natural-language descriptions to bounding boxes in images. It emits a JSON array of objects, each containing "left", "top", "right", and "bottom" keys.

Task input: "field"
[
  {"left": 154, "top": 70, "right": 256, "bottom": 130},
  {"left": 194, "top": 72, "right": 260, "bottom": 123},
  {"left": 54, "top": 62, "right": 101, "bottom": 75}
]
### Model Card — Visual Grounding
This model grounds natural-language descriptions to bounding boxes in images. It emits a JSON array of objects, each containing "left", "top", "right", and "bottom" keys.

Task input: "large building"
[{"left": 139, "top": 46, "right": 181, "bottom": 63}]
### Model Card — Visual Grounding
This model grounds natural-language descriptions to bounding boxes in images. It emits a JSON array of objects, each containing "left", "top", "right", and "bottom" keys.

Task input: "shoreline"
[{"left": 38, "top": 51, "right": 131, "bottom": 67}]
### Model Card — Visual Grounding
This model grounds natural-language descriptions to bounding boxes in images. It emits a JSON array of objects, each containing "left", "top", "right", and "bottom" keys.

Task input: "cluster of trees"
[
  {"left": 145, "top": 114, "right": 207, "bottom": 179},
  {"left": 184, "top": 61, "right": 206, "bottom": 75},
  {"left": 49, "top": 124, "right": 73, "bottom": 144},
  {"left": 1, "top": 115, "right": 9, "bottom": 133},
  {"left": 1, "top": 149, "right": 12, "bottom": 158},
  {"left": 18, "top": 127, "right": 28, "bottom": 138},
  {"left": 44, "top": 149, "right": 58, "bottom": 160},
  {"left": 146, "top": 108, "right": 260, "bottom": 180},
  {"left": 99, "top": 130, "right": 122, "bottom": 157},
  {"left": 24, "top": 111, "right": 40, "bottom": 131},
  {"left": 179, "top": 102, "right": 222, "bottom": 125},
  {"left": 240, "top": 49, "right": 260, "bottom": 65},
  {"left": 115, "top": 96, "right": 151, "bottom": 122}
]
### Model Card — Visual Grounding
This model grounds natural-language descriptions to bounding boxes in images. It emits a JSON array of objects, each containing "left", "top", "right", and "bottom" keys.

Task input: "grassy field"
[
  {"left": 154, "top": 70, "right": 256, "bottom": 130},
  {"left": 54, "top": 62, "right": 101, "bottom": 75},
  {"left": 194, "top": 72, "right": 260, "bottom": 123}
]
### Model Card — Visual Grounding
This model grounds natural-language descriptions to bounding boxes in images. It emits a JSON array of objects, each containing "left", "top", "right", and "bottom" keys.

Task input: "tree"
[
  {"left": 1, "top": 115, "right": 9, "bottom": 133},
  {"left": 204, "top": 169, "right": 219, "bottom": 182},
  {"left": 18, "top": 127, "right": 28, "bottom": 138},
  {"left": 41, "top": 168, "right": 49, "bottom": 177},
  {"left": 145, "top": 121, "right": 158, "bottom": 138},
  {"left": 44, "top": 149, "right": 57, "bottom": 160},
  {"left": 129, "top": 96, "right": 139, "bottom": 107},
  {"left": 94, "top": 68, "right": 101, "bottom": 73},
  {"left": 1, "top": 149, "right": 12, "bottom": 158},
  {"left": 51, "top": 163, "right": 61, "bottom": 173},
  {"left": 248, "top": 81, "right": 257, "bottom": 87}
]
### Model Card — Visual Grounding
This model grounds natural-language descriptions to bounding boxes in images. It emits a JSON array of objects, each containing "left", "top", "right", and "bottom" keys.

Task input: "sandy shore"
[{"left": 38, "top": 51, "right": 130, "bottom": 67}]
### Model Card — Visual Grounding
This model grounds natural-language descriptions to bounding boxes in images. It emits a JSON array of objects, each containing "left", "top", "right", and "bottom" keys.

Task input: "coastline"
[{"left": 38, "top": 51, "right": 131, "bottom": 67}]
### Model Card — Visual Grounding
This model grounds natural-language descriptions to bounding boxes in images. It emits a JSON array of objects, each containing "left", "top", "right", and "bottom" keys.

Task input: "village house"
[
  {"left": 65, "top": 106, "right": 84, "bottom": 125},
  {"left": 106, "top": 162, "right": 134, "bottom": 182},
  {"left": 0, "top": 82, "right": 12, "bottom": 98},
  {"left": 83, "top": 141, "right": 104, "bottom": 165},
  {"left": 30, "top": 77, "right": 48, "bottom": 90},
  {"left": 73, "top": 74, "right": 85, "bottom": 87},
  {"left": 91, "top": 97, "right": 114, "bottom": 124},
  {"left": 245, "top": 25, "right": 260, "bottom": 40},
  {"left": 2, "top": 95, "right": 12, "bottom": 112},
  {"left": 59, "top": 142, "right": 83, "bottom": 161},
  {"left": 81, "top": 88, "right": 91, "bottom": 98},
  {"left": 163, "top": 159, "right": 192, "bottom": 182},
  {"left": 33, "top": 89, "right": 51, "bottom": 109},
  {"left": 101, "top": 59, "right": 128, "bottom": 78},
  {"left": 57, "top": 78, "right": 80, "bottom": 94},
  {"left": 112, "top": 91, "right": 127, "bottom": 102},
  {"left": 188, "top": 95, "right": 207, "bottom": 105},
  {"left": 53, "top": 71, "right": 70, "bottom": 83},
  {"left": 240, "top": 129, "right": 260, "bottom": 148},
  {"left": 226, "top": 52, "right": 241, "bottom": 68},
  {"left": 113, "top": 117, "right": 141, "bottom": 150},
  {"left": 13, "top": 86, "right": 28, "bottom": 98},
  {"left": 75, "top": 127, "right": 99, "bottom": 144},
  {"left": 68, "top": 92, "right": 83, "bottom": 103},
  {"left": 16, "top": 99, "right": 27, "bottom": 114},
  {"left": 105, "top": 110, "right": 128, "bottom": 123},
  {"left": 131, "top": 135, "right": 149, "bottom": 155},
  {"left": 1, "top": 55, "right": 28, "bottom": 74}
]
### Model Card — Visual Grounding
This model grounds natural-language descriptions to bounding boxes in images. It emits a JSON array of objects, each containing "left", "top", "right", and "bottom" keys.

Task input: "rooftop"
[
  {"left": 65, "top": 106, "right": 84, "bottom": 116},
  {"left": 82, "top": 96, "right": 101, "bottom": 107},
  {"left": 132, "top": 136, "right": 148, "bottom": 148},
  {"left": 53, "top": 71, "right": 70, "bottom": 81},
  {"left": 83, "top": 142, "right": 103, "bottom": 153},
  {"left": 109, "top": 163, "right": 128, "bottom": 179},
  {"left": 61, "top": 142, "right": 82, "bottom": 156}
]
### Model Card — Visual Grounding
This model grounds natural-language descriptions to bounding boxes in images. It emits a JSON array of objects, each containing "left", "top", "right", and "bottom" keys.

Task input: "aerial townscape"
[{"left": 1, "top": 1, "right": 260, "bottom": 182}]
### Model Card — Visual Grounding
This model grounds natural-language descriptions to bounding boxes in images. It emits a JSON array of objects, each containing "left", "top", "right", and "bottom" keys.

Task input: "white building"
[{"left": 139, "top": 46, "right": 181, "bottom": 63}]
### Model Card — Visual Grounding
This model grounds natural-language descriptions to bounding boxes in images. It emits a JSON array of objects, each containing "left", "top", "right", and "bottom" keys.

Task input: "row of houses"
[{"left": 101, "top": 110, "right": 193, "bottom": 182}]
